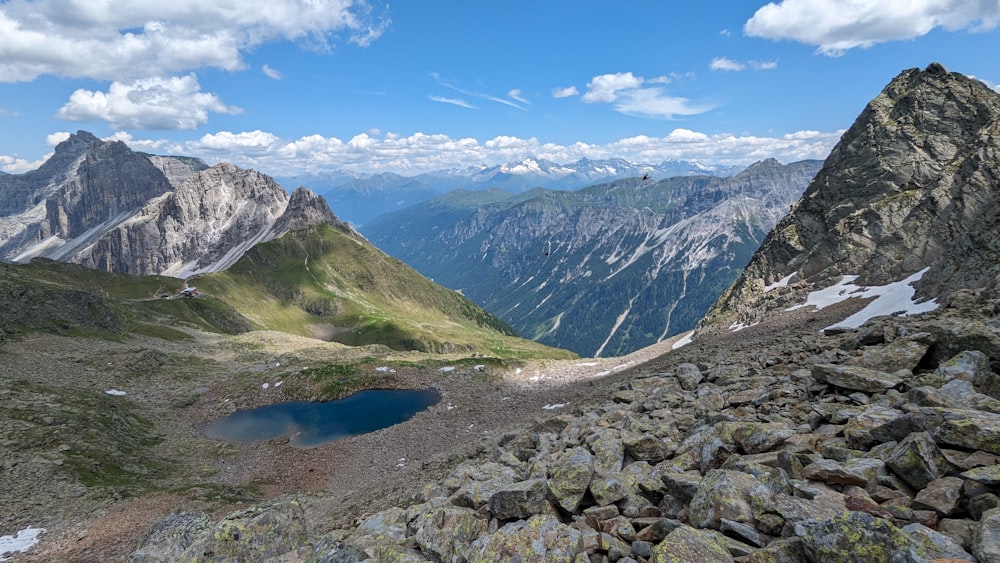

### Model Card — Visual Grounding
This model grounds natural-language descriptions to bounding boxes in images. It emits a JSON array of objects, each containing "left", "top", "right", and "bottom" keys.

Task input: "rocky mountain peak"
[
  {"left": 0, "top": 131, "right": 341, "bottom": 277},
  {"left": 704, "top": 63, "right": 1000, "bottom": 328}
]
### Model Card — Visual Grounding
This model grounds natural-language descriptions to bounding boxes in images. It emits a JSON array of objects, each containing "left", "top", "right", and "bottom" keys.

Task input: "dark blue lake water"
[{"left": 205, "top": 388, "right": 440, "bottom": 448}]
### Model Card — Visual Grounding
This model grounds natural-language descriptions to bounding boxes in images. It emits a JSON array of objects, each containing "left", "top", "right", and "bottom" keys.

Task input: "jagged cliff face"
[
  {"left": 0, "top": 131, "right": 341, "bottom": 277},
  {"left": 707, "top": 63, "right": 1000, "bottom": 327},
  {"left": 363, "top": 159, "right": 821, "bottom": 356}
]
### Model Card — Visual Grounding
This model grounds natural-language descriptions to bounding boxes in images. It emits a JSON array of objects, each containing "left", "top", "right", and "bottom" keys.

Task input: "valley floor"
[{"left": 2, "top": 298, "right": 877, "bottom": 561}]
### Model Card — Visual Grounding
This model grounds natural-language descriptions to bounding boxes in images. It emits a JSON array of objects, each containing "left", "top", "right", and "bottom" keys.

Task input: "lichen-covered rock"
[
  {"left": 795, "top": 511, "right": 915, "bottom": 563},
  {"left": 488, "top": 478, "right": 552, "bottom": 521},
  {"left": 812, "top": 364, "right": 904, "bottom": 393},
  {"left": 410, "top": 505, "right": 486, "bottom": 562},
  {"left": 588, "top": 467, "right": 630, "bottom": 506},
  {"left": 130, "top": 512, "right": 213, "bottom": 562},
  {"left": 884, "top": 431, "right": 952, "bottom": 489},
  {"left": 547, "top": 446, "right": 596, "bottom": 513},
  {"left": 472, "top": 514, "right": 582, "bottom": 562},
  {"left": 675, "top": 363, "right": 704, "bottom": 391},
  {"left": 585, "top": 427, "right": 625, "bottom": 471},
  {"left": 178, "top": 500, "right": 307, "bottom": 561},
  {"left": 649, "top": 525, "right": 733, "bottom": 563},
  {"left": 974, "top": 507, "right": 1000, "bottom": 563},
  {"left": 913, "top": 407, "right": 1000, "bottom": 455},
  {"left": 845, "top": 337, "right": 930, "bottom": 373},
  {"left": 900, "top": 522, "right": 974, "bottom": 561},
  {"left": 802, "top": 457, "right": 885, "bottom": 487},
  {"left": 688, "top": 469, "right": 767, "bottom": 530}
]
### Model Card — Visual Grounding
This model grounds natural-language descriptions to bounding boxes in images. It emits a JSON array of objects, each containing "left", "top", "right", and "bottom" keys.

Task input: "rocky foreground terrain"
[{"left": 20, "top": 288, "right": 986, "bottom": 562}]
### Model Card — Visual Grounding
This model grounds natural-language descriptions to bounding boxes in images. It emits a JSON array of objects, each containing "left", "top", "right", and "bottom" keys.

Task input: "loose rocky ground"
[{"left": 5, "top": 292, "right": 1000, "bottom": 562}]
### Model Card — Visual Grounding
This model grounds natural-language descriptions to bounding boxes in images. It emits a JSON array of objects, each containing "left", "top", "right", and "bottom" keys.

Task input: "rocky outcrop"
[
  {"left": 707, "top": 63, "right": 1000, "bottom": 328},
  {"left": 0, "top": 131, "right": 340, "bottom": 277},
  {"left": 131, "top": 294, "right": 1000, "bottom": 561}
]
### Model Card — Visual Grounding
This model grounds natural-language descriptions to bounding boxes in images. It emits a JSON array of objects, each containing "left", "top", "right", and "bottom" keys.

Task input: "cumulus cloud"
[
  {"left": 54, "top": 74, "right": 241, "bottom": 130},
  {"left": 552, "top": 86, "right": 579, "bottom": 98},
  {"left": 579, "top": 72, "right": 710, "bottom": 119},
  {"left": 262, "top": 64, "right": 282, "bottom": 80},
  {"left": 0, "top": 0, "right": 389, "bottom": 82},
  {"left": 0, "top": 153, "right": 51, "bottom": 173},
  {"left": 744, "top": 0, "right": 1000, "bottom": 55},
  {"left": 88, "top": 127, "right": 841, "bottom": 177}
]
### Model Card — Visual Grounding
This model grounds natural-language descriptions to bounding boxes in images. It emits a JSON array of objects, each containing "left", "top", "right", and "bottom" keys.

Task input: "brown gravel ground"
[{"left": 6, "top": 299, "right": 865, "bottom": 562}]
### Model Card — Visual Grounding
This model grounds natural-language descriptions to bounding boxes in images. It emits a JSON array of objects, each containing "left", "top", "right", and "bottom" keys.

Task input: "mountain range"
[
  {"left": 278, "top": 158, "right": 744, "bottom": 226},
  {"left": 362, "top": 158, "right": 822, "bottom": 356}
]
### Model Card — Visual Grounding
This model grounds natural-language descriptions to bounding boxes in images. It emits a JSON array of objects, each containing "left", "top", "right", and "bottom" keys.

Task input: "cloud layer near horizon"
[{"left": 2, "top": 128, "right": 844, "bottom": 176}]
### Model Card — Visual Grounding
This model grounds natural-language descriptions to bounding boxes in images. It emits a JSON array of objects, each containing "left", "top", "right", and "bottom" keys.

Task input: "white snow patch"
[
  {"left": 261, "top": 382, "right": 270, "bottom": 390},
  {"left": 542, "top": 403, "right": 568, "bottom": 410},
  {"left": 0, "top": 527, "right": 45, "bottom": 560},
  {"left": 823, "top": 268, "right": 938, "bottom": 331},
  {"left": 574, "top": 362, "right": 600, "bottom": 367},
  {"left": 729, "top": 321, "right": 759, "bottom": 332},
  {"left": 786, "top": 269, "right": 938, "bottom": 331},
  {"left": 275, "top": 381, "right": 283, "bottom": 387},
  {"left": 439, "top": 366, "right": 455, "bottom": 373},
  {"left": 764, "top": 273, "right": 795, "bottom": 292},
  {"left": 787, "top": 275, "right": 861, "bottom": 312},
  {"left": 376, "top": 366, "right": 397, "bottom": 373},
  {"left": 671, "top": 331, "right": 694, "bottom": 350},
  {"left": 612, "top": 362, "right": 634, "bottom": 372},
  {"left": 104, "top": 389, "right": 127, "bottom": 396}
]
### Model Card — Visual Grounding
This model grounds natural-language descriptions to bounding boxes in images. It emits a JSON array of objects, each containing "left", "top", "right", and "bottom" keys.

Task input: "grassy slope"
[{"left": 191, "top": 223, "right": 574, "bottom": 359}]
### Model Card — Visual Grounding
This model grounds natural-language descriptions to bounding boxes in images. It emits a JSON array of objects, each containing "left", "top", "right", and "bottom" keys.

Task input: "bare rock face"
[
  {"left": 707, "top": 63, "right": 1000, "bottom": 327},
  {"left": 0, "top": 131, "right": 339, "bottom": 277}
]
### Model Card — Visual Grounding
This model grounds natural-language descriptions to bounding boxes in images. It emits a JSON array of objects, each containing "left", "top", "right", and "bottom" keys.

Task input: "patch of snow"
[
  {"left": 786, "top": 275, "right": 860, "bottom": 312},
  {"left": 823, "top": 268, "right": 938, "bottom": 331},
  {"left": 104, "top": 389, "right": 127, "bottom": 396},
  {"left": 574, "top": 362, "right": 600, "bottom": 367},
  {"left": 261, "top": 382, "right": 270, "bottom": 390},
  {"left": 595, "top": 370, "right": 611, "bottom": 377},
  {"left": 542, "top": 403, "right": 568, "bottom": 410},
  {"left": 474, "top": 364, "right": 486, "bottom": 372},
  {"left": 671, "top": 330, "right": 694, "bottom": 350},
  {"left": 786, "top": 269, "right": 938, "bottom": 331},
  {"left": 764, "top": 273, "right": 795, "bottom": 292},
  {"left": 446, "top": 403, "right": 456, "bottom": 410},
  {"left": 439, "top": 366, "right": 455, "bottom": 373},
  {"left": 375, "top": 366, "right": 396, "bottom": 373},
  {"left": 729, "top": 321, "right": 759, "bottom": 332},
  {"left": 612, "top": 362, "right": 634, "bottom": 372},
  {"left": 0, "top": 527, "right": 45, "bottom": 560},
  {"left": 274, "top": 381, "right": 283, "bottom": 387}
]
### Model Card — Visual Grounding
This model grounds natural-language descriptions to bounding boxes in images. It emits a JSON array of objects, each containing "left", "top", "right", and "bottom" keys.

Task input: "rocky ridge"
[
  {"left": 707, "top": 63, "right": 1000, "bottom": 329},
  {"left": 0, "top": 131, "right": 342, "bottom": 277}
]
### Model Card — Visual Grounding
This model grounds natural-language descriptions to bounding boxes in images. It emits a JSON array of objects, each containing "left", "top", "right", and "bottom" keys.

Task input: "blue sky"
[{"left": 1, "top": 1, "right": 998, "bottom": 177}]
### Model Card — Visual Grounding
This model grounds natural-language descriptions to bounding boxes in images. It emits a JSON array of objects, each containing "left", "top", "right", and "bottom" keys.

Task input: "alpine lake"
[{"left": 206, "top": 388, "right": 441, "bottom": 448}]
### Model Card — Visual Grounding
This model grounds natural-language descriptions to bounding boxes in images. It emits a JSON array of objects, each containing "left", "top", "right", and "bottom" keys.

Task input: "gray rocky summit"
[
  {"left": 707, "top": 63, "right": 1000, "bottom": 328},
  {"left": 0, "top": 131, "right": 342, "bottom": 277}
]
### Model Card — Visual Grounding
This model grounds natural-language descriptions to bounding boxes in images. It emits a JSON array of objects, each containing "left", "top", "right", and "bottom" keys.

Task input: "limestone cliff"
[
  {"left": 0, "top": 131, "right": 340, "bottom": 277},
  {"left": 706, "top": 63, "right": 1000, "bottom": 327}
]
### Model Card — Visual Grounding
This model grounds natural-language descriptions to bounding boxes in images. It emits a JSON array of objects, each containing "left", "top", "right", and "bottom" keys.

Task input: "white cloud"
[
  {"left": 552, "top": 86, "right": 579, "bottom": 98},
  {"left": 262, "top": 64, "right": 282, "bottom": 80},
  {"left": 579, "top": 72, "right": 710, "bottom": 119},
  {"left": 508, "top": 89, "right": 529, "bottom": 104},
  {"left": 710, "top": 57, "right": 746, "bottom": 71},
  {"left": 46, "top": 132, "right": 71, "bottom": 146},
  {"left": 0, "top": 153, "right": 50, "bottom": 173},
  {"left": 429, "top": 96, "right": 477, "bottom": 110},
  {"left": 54, "top": 74, "right": 242, "bottom": 130},
  {"left": 0, "top": 0, "right": 389, "bottom": 82},
  {"left": 582, "top": 72, "right": 645, "bottom": 103},
  {"left": 89, "top": 127, "right": 842, "bottom": 177},
  {"left": 745, "top": 0, "right": 1000, "bottom": 55},
  {"left": 711, "top": 57, "right": 779, "bottom": 71}
]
